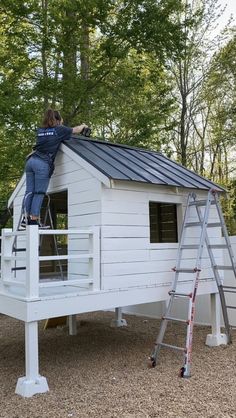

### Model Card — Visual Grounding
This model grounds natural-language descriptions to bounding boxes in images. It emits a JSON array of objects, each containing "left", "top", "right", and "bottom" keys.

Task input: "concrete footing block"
[
  {"left": 205, "top": 333, "right": 228, "bottom": 347},
  {"left": 15, "top": 375, "right": 49, "bottom": 397}
]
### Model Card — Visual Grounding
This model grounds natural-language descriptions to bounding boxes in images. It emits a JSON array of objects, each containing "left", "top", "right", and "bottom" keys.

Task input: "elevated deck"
[{"left": 0, "top": 226, "right": 220, "bottom": 397}]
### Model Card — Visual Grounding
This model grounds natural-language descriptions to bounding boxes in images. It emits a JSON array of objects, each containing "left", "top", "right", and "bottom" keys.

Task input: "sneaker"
[
  {"left": 28, "top": 219, "right": 50, "bottom": 229},
  {"left": 38, "top": 222, "right": 50, "bottom": 230},
  {"left": 20, "top": 216, "right": 30, "bottom": 229}
]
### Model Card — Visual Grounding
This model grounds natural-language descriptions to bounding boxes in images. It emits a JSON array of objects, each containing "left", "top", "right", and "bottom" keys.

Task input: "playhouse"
[{"left": 0, "top": 135, "right": 227, "bottom": 397}]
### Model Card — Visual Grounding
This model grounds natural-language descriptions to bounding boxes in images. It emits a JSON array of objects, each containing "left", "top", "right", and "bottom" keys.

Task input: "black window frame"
[{"left": 149, "top": 201, "right": 178, "bottom": 244}]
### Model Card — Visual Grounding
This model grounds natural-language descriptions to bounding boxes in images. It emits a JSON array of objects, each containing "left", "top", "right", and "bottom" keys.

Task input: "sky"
[{"left": 219, "top": 0, "right": 236, "bottom": 26}]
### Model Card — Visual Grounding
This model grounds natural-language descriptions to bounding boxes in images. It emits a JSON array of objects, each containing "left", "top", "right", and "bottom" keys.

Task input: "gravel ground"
[{"left": 0, "top": 312, "right": 236, "bottom": 418}]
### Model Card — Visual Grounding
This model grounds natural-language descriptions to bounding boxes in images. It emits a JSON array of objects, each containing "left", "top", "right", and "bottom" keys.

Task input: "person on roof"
[{"left": 21, "top": 108, "right": 88, "bottom": 228}]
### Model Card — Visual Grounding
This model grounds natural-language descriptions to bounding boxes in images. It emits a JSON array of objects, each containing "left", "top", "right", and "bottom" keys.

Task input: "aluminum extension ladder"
[
  {"left": 149, "top": 189, "right": 236, "bottom": 377},
  {"left": 12, "top": 194, "right": 64, "bottom": 279}
]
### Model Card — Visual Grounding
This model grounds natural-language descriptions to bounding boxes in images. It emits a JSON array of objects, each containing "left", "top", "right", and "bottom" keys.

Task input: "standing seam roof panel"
[
  {"left": 149, "top": 152, "right": 219, "bottom": 190},
  {"left": 94, "top": 143, "right": 173, "bottom": 185},
  {"left": 64, "top": 137, "right": 225, "bottom": 192},
  {"left": 66, "top": 140, "right": 128, "bottom": 180},
  {"left": 136, "top": 151, "right": 210, "bottom": 189},
  {"left": 78, "top": 140, "right": 151, "bottom": 182},
  {"left": 114, "top": 147, "right": 196, "bottom": 188}
]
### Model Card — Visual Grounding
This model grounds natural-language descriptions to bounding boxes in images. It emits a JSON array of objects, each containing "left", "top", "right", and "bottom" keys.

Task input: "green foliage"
[{"left": 1, "top": 0, "right": 236, "bottom": 234}]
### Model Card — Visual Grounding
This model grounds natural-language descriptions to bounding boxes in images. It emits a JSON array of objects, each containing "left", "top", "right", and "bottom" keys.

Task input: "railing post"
[
  {"left": 91, "top": 226, "right": 100, "bottom": 291},
  {"left": 1, "top": 228, "right": 13, "bottom": 292},
  {"left": 26, "top": 226, "right": 39, "bottom": 300}
]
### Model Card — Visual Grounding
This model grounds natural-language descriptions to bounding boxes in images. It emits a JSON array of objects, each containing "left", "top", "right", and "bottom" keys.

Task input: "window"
[{"left": 149, "top": 202, "right": 178, "bottom": 243}]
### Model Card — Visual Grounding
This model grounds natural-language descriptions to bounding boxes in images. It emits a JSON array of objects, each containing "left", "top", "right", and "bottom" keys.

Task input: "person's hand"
[
  {"left": 72, "top": 124, "right": 88, "bottom": 134},
  {"left": 78, "top": 123, "right": 88, "bottom": 133}
]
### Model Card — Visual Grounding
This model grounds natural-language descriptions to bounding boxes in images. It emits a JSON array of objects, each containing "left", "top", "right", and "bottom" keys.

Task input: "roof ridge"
[{"left": 72, "top": 134, "right": 163, "bottom": 155}]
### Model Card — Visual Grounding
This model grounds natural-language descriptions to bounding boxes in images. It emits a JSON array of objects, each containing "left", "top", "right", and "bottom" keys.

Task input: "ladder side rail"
[
  {"left": 171, "top": 193, "right": 196, "bottom": 292},
  {"left": 213, "top": 193, "right": 236, "bottom": 276},
  {"left": 194, "top": 192, "right": 213, "bottom": 269},
  {"left": 151, "top": 193, "right": 201, "bottom": 368},
  {"left": 195, "top": 194, "right": 231, "bottom": 342},
  {"left": 182, "top": 194, "right": 214, "bottom": 377}
]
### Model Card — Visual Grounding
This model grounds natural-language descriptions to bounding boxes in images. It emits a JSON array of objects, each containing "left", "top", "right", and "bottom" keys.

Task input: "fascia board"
[{"left": 8, "top": 174, "right": 25, "bottom": 208}]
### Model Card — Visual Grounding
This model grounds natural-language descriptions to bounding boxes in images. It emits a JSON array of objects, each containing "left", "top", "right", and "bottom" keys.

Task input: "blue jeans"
[{"left": 22, "top": 156, "right": 50, "bottom": 217}]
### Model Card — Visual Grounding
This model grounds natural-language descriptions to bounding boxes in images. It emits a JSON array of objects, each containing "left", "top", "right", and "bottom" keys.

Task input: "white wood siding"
[{"left": 101, "top": 182, "right": 222, "bottom": 291}]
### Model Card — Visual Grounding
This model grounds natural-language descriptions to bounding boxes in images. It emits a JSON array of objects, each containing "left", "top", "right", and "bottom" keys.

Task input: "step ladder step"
[
  {"left": 169, "top": 290, "right": 192, "bottom": 298},
  {"left": 208, "top": 244, "right": 228, "bottom": 249},
  {"left": 222, "top": 286, "right": 236, "bottom": 293},
  {"left": 185, "top": 222, "right": 202, "bottom": 227},
  {"left": 159, "top": 342, "right": 185, "bottom": 352},
  {"left": 185, "top": 221, "right": 221, "bottom": 228},
  {"left": 214, "top": 265, "right": 233, "bottom": 270},
  {"left": 189, "top": 199, "right": 216, "bottom": 207},
  {"left": 163, "top": 316, "right": 189, "bottom": 324},
  {"left": 11, "top": 266, "right": 26, "bottom": 271},
  {"left": 175, "top": 268, "right": 200, "bottom": 273},
  {"left": 207, "top": 222, "right": 222, "bottom": 228},
  {"left": 181, "top": 245, "right": 199, "bottom": 249},
  {"left": 189, "top": 200, "right": 207, "bottom": 206}
]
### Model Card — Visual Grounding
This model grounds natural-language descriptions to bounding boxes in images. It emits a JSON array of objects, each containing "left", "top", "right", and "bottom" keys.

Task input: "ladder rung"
[
  {"left": 226, "top": 305, "right": 236, "bottom": 310},
  {"left": 189, "top": 200, "right": 208, "bottom": 206},
  {"left": 222, "top": 286, "right": 236, "bottom": 293},
  {"left": 214, "top": 265, "right": 233, "bottom": 270},
  {"left": 207, "top": 222, "right": 222, "bottom": 228},
  {"left": 12, "top": 248, "right": 26, "bottom": 252},
  {"left": 169, "top": 290, "right": 192, "bottom": 298},
  {"left": 185, "top": 222, "right": 202, "bottom": 227},
  {"left": 222, "top": 285, "right": 236, "bottom": 290},
  {"left": 163, "top": 316, "right": 189, "bottom": 324},
  {"left": 159, "top": 342, "right": 185, "bottom": 352},
  {"left": 11, "top": 266, "right": 26, "bottom": 271},
  {"left": 208, "top": 244, "right": 228, "bottom": 249},
  {"left": 181, "top": 245, "right": 199, "bottom": 249},
  {"left": 175, "top": 268, "right": 199, "bottom": 273}
]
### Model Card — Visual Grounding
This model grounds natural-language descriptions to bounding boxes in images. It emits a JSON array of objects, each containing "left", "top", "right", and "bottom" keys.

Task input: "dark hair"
[{"left": 42, "top": 108, "right": 62, "bottom": 128}]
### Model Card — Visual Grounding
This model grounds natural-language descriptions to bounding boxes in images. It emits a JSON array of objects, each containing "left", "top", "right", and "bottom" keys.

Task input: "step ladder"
[
  {"left": 12, "top": 194, "right": 64, "bottom": 280},
  {"left": 149, "top": 189, "right": 236, "bottom": 377}
]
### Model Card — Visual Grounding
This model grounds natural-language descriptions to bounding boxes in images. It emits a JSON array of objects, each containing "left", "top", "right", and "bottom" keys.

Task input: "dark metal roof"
[{"left": 64, "top": 136, "right": 224, "bottom": 191}]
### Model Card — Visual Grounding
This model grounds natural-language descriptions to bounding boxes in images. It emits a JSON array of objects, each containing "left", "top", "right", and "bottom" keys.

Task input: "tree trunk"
[
  {"left": 62, "top": 8, "right": 77, "bottom": 124},
  {"left": 79, "top": 20, "right": 90, "bottom": 123},
  {"left": 41, "top": 0, "right": 49, "bottom": 110}
]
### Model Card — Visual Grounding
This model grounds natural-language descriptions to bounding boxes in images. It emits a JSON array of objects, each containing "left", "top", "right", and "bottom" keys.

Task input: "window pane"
[{"left": 149, "top": 202, "right": 178, "bottom": 243}]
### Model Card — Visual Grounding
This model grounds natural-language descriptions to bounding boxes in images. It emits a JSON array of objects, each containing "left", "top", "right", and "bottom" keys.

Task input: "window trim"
[{"left": 149, "top": 201, "right": 180, "bottom": 245}]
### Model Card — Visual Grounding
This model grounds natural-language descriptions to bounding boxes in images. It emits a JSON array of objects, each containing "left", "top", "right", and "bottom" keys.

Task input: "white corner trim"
[
  {"left": 8, "top": 174, "right": 26, "bottom": 208},
  {"left": 61, "top": 144, "right": 111, "bottom": 188}
]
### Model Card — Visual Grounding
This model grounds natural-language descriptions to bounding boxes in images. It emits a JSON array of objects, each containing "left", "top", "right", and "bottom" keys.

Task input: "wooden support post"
[
  {"left": 205, "top": 293, "right": 228, "bottom": 346},
  {"left": 110, "top": 307, "right": 127, "bottom": 328},
  {"left": 68, "top": 314, "right": 77, "bottom": 335},
  {"left": 15, "top": 321, "right": 49, "bottom": 397},
  {"left": 26, "top": 226, "right": 39, "bottom": 300}
]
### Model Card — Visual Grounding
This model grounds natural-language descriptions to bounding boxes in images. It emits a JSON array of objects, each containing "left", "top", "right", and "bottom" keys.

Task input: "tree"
[{"left": 164, "top": 0, "right": 226, "bottom": 167}]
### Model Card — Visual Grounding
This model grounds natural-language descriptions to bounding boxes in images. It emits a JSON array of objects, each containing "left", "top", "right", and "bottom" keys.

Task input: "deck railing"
[{"left": 0, "top": 226, "right": 100, "bottom": 300}]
